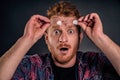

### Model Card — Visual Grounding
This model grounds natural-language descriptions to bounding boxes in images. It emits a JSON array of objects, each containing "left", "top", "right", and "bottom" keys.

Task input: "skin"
[
  {"left": 45, "top": 16, "right": 81, "bottom": 68},
  {"left": 0, "top": 13, "right": 120, "bottom": 80},
  {"left": 78, "top": 13, "right": 120, "bottom": 76},
  {"left": 0, "top": 15, "right": 50, "bottom": 79}
]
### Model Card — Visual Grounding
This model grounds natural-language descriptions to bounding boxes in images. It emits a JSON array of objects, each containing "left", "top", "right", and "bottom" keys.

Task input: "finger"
[
  {"left": 85, "top": 26, "right": 92, "bottom": 39},
  {"left": 36, "top": 23, "right": 50, "bottom": 39},
  {"left": 32, "top": 14, "right": 50, "bottom": 23},
  {"left": 37, "top": 15, "right": 50, "bottom": 23},
  {"left": 78, "top": 22, "right": 86, "bottom": 31},
  {"left": 78, "top": 16, "right": 84, "bottom": 22},
  {"left": 41, "top": 23, "right": 50, "bottom": 32},
  {"left": 33, "top": 15, "right": 50, "bottom": 29},
  {"left": 89, "top": 13, "right": 102, "bottom": 24},
  {"left": 84, "top": 14, "right": 90, "bottom": 21},
  {"left": 89, "top": 13, "right": 99, "bottom": 19},
  {"left": 78, "top": 21, "right": 92, "bottom": 38}
]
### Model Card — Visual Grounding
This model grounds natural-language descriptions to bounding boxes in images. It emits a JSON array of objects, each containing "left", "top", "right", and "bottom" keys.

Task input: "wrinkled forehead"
[
  {"left": 50, "top": 16, "right": 77, "bottom": 25},
  {"left": 50, "top": 16, "right": 77, "bottom": 21}
]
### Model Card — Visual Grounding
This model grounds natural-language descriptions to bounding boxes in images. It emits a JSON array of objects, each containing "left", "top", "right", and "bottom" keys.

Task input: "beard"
[
  {"left": 48, "top": 44, "right": 78, "bottom": 66},
  {"left": 53, "top": 53, "right": 76, "bottom": 65},
  {"left": 46, "top": 39, "right": 79, "bottom": 67}
]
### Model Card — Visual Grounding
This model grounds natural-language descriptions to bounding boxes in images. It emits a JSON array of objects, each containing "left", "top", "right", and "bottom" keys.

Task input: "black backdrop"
[{"left": 0, "top": 0, "right": 120, "bottom": 56}]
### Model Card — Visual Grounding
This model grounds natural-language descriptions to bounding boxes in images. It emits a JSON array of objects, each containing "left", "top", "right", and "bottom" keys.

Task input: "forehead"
[
  {"left": 50, "top": 16, "right": 77, "bottom": 28},
  {"left": 48, "top": 15, "right": 78, "bottom": 31},
  {"left": 47, "top": 17, "right": 79, "bottom": 33},
  {"left": 50, "top": 15, "right": 77, "bottom": 22}
]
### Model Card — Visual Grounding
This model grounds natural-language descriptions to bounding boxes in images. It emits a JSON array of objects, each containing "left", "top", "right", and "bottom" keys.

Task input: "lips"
[
  {"left": 59, "top": 47, "right": 69, "bottom": 54},
  {"left": 60, "top": 47, "right": 68, "bottom": 51},
  {"left": 57, "top": 44, "right": 71, "bottom": 54}
]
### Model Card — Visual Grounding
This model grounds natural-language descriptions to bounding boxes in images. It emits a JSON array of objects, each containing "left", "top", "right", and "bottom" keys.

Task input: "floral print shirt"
[{"left": 12, "top": 51, "right": 120, "bottom": 80}]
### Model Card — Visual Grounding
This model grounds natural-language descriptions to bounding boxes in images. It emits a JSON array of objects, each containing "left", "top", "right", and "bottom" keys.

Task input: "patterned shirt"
[{"left": 12, "top": 51, "right": 120, "bottom": 80}]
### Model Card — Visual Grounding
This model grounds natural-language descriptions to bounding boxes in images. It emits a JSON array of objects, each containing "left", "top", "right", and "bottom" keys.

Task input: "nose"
[{"left": 59, "top": 32, "right": 68, "bottom": 43}]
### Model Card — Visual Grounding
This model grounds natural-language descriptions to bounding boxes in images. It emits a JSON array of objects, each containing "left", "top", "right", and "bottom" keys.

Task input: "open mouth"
[
  {"left": 60, "top": 48, "right": 68, "bottom": 51},
  {"left": 59, "top": 48, "right": 69, "bottom": 54},
  {"left": 57, "top": 44, "right": 71, "bottom": 54}
]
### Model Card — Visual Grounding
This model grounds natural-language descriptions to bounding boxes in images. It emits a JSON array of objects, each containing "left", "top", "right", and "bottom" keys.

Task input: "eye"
[
  {"left": 68, "top": 29, "right": 74, "bottom": 34},
  {"left": 54, "top": 29, "right": 61, "bottom": 35}
]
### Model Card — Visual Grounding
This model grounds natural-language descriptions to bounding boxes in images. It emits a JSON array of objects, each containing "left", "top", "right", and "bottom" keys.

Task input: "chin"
[{"left": 54, "top": 52, "right": 76, "bottom": 65}]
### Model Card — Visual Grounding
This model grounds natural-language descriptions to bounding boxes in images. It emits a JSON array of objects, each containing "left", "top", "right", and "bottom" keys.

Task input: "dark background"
[{"left": 0, "top": 0, "right": 120, "bottom": 56}]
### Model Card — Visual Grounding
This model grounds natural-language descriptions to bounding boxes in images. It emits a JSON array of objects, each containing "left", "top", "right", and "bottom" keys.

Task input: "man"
[{"left": 0, "top": 1, "right": 120, "bottom": 80}]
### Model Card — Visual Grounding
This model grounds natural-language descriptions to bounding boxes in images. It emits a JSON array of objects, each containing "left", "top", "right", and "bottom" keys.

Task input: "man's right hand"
[
  {"left": 23, "top": 15, "right": 50, "bottom": 45},
  {"left": 0, "top": 15, "right": 50, "bottom": 80}
]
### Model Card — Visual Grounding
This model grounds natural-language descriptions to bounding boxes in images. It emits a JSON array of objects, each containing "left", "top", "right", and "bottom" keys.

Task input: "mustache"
[{"left": 57, "top": 44, "right": 71, "bottom": 49}]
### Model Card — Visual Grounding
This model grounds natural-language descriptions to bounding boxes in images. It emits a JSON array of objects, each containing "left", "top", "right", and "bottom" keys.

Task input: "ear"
[
  {"left": 79, "top": 32, "right": 83, "bottom": 44},
  {"left": 44, "top": 32, "right": 48, "bottom": 44}
]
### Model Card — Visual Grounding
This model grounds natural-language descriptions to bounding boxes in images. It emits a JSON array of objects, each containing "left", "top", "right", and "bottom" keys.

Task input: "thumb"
[
  {"left": 78, "top": 21, "right": 86, "bottom": 31},
  {"left": 36, "top": 23, "right": 50, "bottom": 40},
  {"left": 41, "top": 23, "right": 50, "bottom": 33}
]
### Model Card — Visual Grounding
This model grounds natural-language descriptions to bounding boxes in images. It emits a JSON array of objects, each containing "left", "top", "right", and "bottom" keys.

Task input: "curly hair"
[
  {"left": 47, "top": 1, "right": 81, "bottom": 34},
  {"left": 47, "top": 1, "right": 80, "bottom": 19}
]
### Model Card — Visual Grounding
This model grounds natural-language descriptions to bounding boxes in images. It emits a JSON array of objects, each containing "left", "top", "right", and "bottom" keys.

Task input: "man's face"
[{"left": 45, "top": 16, "right": 81, "bottom": 66}]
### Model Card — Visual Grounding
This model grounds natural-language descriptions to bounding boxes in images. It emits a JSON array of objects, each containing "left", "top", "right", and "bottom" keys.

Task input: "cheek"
[
  {"left": 47, "top": 35, "right": 60, "bottom": 54},
  {"left": 47, "top": 34, "right": 58, "bottom": 48},
  {"left": 69, "top": 35, "right": 79, "bottom": 47}
]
